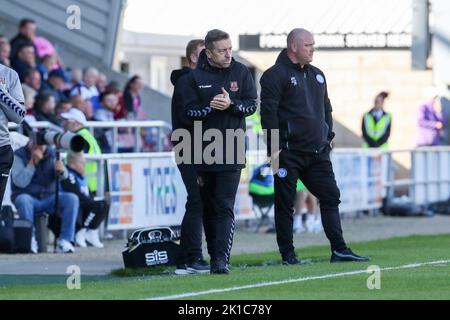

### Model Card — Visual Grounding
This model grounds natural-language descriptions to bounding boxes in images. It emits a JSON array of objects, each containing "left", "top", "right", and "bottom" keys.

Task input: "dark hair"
[
  {"left": 99, "top": 90, "right": 116, "bottom": 102},
  {"left": 205, "top": 29, "right": 230, "bottom": 50},
  {"left": 33, "top": 91, "right": 53, "bottom": 112},
  {"left": 17, "top": 43, "right": 34, "bottom": 53},
  {"left": 375, "top": 91, "right": 389, "bottom": 102},
  {"left": 105, "top": 80, "right": 121, "bottom": 93},
  {"left": 24, "top": 68, "right": 40, "bottom": 80},
  {"left": 186, "top": 39, "right": 205, "bottom": 63},
  {"left": 19, "top": 18, "right": 36, "bottom": 29},
  {"left": 124, "top": 75, "right": 141, "bottom": 93}
]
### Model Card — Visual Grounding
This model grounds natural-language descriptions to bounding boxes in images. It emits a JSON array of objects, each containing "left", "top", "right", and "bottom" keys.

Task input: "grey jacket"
[{"left": 0, "top": 64, "right": 26, "bottom": 147}]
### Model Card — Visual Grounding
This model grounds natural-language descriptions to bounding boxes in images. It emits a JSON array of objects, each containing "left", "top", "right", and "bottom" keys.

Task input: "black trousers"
[
  {"left": 274, "top": 148, "right": 347, "bottom": 256},
  {"left": 197, "top": 170, "right": 241, "bottom": 263},
  {"left": 177, "top": 164, "right": 205, "bottom": 264},
  {"left": 0, "top": 145, "right": 14, "bottom": 207},
  {"left": 77, "top": 200, "right": 108, "bottom": 231}
]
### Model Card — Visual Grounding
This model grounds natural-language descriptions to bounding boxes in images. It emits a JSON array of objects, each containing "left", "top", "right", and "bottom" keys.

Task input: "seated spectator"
[
  {"left": 11, "top": 43, "right": 36, "bottom": 81},
  {"left": 55, "top": 100, "right": 72, "bottom": 122},
  {"left": 33, "top": 91, "right": 60, "bottom": 126},
  {"left": 37, "top": 54, "right": 57, "bottom": 81},
  {"left": 22, "top": 68, "right": 42, "bottom": 91},
  {"left": 70, "top": 67, "right": 99, "bottom": 110},
  {"left": 116, "top": 75, "right": 144, "bottom": 120},
  {"left": 11, "top": 141, "right": 79, "bottom": 253},
  {"left": 0, "top": 34, "right": 8, "bottom": 44},
  {"left": 91, "top": 72, "right": 108, "bottom": 112},
  {"left": 10, "top": 18, "right": 37, "bottom": 62},
  {"left": 33, "top": 36, "right": 56, "bottom": 61},
  {"left": 61, "top": 108, "right": 101, "bottom": 194},
  {"left": 417, "top": 87, "right": 446, "bottom": 147},
  {"left": 70, "top": 68, "right": 83, "bottom": 88},
  {"left": 0, "top": 41, "right": 11, "bottom": 67},
  {"left": 70, "top": 93, "right": 94, "bottom": 120},
  {"left": 40, "top": 69, "right": 67, "bottom": 103},
  {"left": 61, "top": 152, "right": 107, "bottom": 248},
  {"left": 22, "top": 85, "right": 37, "bottom": 124},
  {"left": 96, "top": 72, "right": 107, "bottom": 94},
  {"left": 94, "top": 91, "right": 118, "bottom": 153}
]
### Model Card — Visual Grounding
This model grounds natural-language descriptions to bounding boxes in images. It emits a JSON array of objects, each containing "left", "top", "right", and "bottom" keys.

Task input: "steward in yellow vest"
[
  {"left": 362, "top": 92, "right": 392, "bottom": 149},
  {"left": 61, "top": 108, "right": 101, "bottom": 193}
]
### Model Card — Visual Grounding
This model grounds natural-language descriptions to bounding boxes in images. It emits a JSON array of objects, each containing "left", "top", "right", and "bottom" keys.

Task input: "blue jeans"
[{"left": 14, "top": 193, "right": 79, "bottom": 242}]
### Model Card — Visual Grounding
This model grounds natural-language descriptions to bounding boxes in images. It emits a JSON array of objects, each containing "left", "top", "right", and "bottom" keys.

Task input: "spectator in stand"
[
  {"left": 37, "top": 54, "right": 57, "bottom": 82},
  {"left": 22, "top": 85, "right": 38, "bottom": 124},
  {"left": 40, "top": 69, "right": 67, "bottom": 103},
  {"left": 33, "top": 91, "right": 60, "bottom": 126},
  {"left": 0, "top": 35, "right": 7, "bottom": 44},
  {"left": 11, "top": 141, "right": 79, "bottom": 254},
  {"left": 70, "top": 67, "right": 99, "bottom": 105},
  {"left": 70, "top": 68, "right": 83, "bottom": 88},
  {"left": 94, "top": 91, "right": 118, "bottom": 153},
  {"left": 91, "top": 72, "right": 107, "bottom": 113},
  {"left": 33, "top": 36, "right": 57, "bottom": 61},
  {"left": 11, "top": 43, "right": 36, "bottom": 82},
  {"left": 70, "top": 93, "right": 94, "bottom": 121},
  {"left": 10, "top": 18, "right": 37, "bottom": 62},
  {"left": 0, "top": 41, "right": 11, "bottom": 67},
  {"left": 117, "top": 75, "right": 144, "bottom": 120},
  {"left": 22, "top": 68, "right": 42, "bottom": 92},
  {"left": 417, "top": 87, "right": 446, "bottom": 147},
  {"left": 55, "top": 100, "right": 72, "bottom": 121},
  {"left": 97, "top": 73, "right": 107, "bottom": 94}
]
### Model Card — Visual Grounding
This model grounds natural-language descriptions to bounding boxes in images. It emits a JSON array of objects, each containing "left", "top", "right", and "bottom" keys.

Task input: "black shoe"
[
  {"left": 187, "top": 259, "right": 210, "bottom": 274},
  {"left": 330, "top": 248, "right": 370, "bottom": 263},
  {"left": 210, "top": 259, "right": 229, "bottom": 274},
  {"left": 282, "top": 252, "right": 301, "bottom": 265},
  {"left": 175, "top": 264, "right": 189, "bottom": 275}
]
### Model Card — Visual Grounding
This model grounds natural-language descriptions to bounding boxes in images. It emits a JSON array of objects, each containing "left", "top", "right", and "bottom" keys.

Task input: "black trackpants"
[
  {"left": 177, "top": 164, "right": 205, "bottom": 264},
  {"left": 77, "top": 200, "right": 108, "bottom": 231},
  {"left": 0, "top": 145, "right": 14, "bottom": 207},
  {"left": 274, "top": 148, "right": 347, "bottom": 256},
  {"left": 197, "top": 170, "right": 241, "bottom": 263}
]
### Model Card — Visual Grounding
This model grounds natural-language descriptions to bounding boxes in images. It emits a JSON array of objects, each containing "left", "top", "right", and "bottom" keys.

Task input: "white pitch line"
[{"left": 147, "top": 259, "right": 450, "bottom": 300}]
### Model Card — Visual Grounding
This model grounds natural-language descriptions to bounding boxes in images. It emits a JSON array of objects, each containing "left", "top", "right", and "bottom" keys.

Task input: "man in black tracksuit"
[
  {"left": 171, "top": 39, "right": 210, "bottom": 274},
  {"left": 260, "top": 28, "right": 369, "bottom": 264},
  {"left": 181, "top": 29, "right": 257, "bottom": 274}
]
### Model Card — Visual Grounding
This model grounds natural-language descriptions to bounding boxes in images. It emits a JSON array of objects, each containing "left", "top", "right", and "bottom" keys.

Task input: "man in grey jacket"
[{"left": 0, "top": 64, "right": 25, "bottom": 207}]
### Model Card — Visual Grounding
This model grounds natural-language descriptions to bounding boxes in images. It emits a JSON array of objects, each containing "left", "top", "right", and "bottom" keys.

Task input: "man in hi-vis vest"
[
  {"left": 362, "top": 91, "right": 392, "bottom": 149},
  {"left": 61, "top": 108, "right": 101, "bottom": 194}
]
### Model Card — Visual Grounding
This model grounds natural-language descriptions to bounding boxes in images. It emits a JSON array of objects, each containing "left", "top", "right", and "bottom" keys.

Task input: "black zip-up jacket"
[
  {"left": 260, "top": 49, "right": 335, "bottom": 156},
  {"left": 182, "top": 50, "right": 257, "bottom": 171},
  {"left": 171, "top": 67, "right": 193, "bottom": 133}
]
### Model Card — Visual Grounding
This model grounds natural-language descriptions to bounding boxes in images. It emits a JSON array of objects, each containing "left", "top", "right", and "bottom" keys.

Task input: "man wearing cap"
[
  {"left": 61, "top": 108, "right": 101, "bottom": 195},
  {"left": 41, "top": 69, "right": 67, "bottom": 103},
  {"left": 11, "top": 140, "right": 79, "bottom": 254}
]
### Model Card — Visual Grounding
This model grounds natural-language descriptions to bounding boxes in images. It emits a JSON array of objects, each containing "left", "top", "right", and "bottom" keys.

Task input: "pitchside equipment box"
[{"left": 122, "top": 227, "right": 181, "bottom": 268}]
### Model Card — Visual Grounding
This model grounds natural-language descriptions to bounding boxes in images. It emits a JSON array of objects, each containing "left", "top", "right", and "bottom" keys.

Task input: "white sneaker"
[
  {"left": 85, "top": 229, "right": 104, "bottom": 248},
  {"left": 56, "top": 239, "right": 75, "bottom": 253},
  {"left": 293, "top": 215, "right": 305, "bottom": 233},
  {"left": 30, "top": 237, "right": 38, "bottom": 254},
  {"left": 305, "top": 214, "right": 316, "bottom": 233},
  {"left": 75, "top": 228, "right": 87, "bottom": 247},
  {"left": 312, "top": 219, "right": 323, "bottom": 234}
]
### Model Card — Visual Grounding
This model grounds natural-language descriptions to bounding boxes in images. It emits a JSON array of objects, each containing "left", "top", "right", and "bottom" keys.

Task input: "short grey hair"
[{"left": 287, "top": 28, "right": 310, "bottom": 47}]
